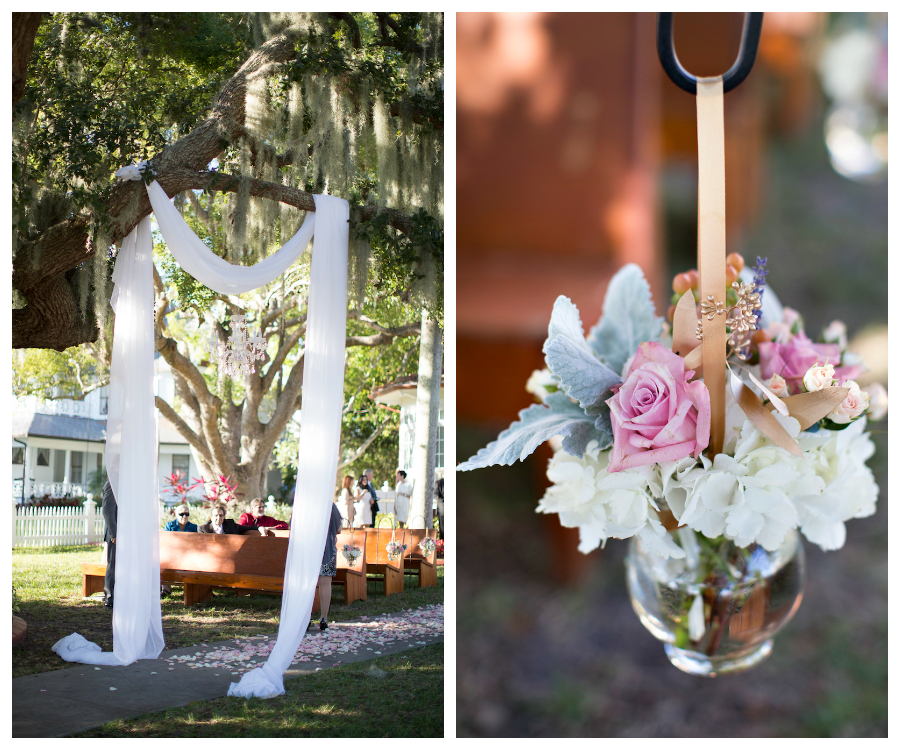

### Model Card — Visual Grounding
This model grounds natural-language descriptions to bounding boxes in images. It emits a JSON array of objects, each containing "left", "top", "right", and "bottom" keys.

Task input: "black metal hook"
[{"left": 657, "top": 12, "right": 764, "bottom": 95}]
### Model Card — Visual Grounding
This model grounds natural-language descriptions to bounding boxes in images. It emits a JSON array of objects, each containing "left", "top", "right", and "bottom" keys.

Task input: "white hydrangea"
[
  {"left": 792, "top": 417, "right": 878, "bottom": 550},
  {"left": 538, "top": 411, "right": 879, "bottom": 557},
  {"left": 664, "top": 412, "right": 821, "bottom": 551},
  {"left": 662, "top": 411, "right": 879, "bottom": 552},
  {"left": 536, "top": 441, "right": 684, "bottom": 558}
]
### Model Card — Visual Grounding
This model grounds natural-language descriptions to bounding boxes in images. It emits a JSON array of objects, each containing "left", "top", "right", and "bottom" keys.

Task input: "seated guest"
[
  {"left": 164, "top": 504, "right": 198, "bottom": 532},
  {"left": 198, "top": 503, "right": 254, "bottom": 534},
  {"left": 239, "top": 497, "right": 289, "bottom": 531},
  {"left": 161, "top": 504, "right": 199, "bottom": 596}
]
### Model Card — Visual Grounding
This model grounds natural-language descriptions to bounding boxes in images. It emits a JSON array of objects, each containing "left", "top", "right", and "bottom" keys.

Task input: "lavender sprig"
[
  {"left": 751, "top": 256, "right": 768, "bottom": 326},
  {"left": 734, "top": 256, "right": 768, "bottom": 360}
]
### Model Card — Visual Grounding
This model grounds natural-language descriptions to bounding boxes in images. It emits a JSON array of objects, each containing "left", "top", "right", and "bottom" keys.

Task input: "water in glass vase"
[{"left": 626, "top": 526, "right": 806, "bottom": 676}]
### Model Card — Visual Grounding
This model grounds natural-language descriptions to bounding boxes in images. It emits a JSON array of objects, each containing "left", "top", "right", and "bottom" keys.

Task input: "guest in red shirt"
[{"left": 239, "top": 497, "right": 289, "bottom": 531}]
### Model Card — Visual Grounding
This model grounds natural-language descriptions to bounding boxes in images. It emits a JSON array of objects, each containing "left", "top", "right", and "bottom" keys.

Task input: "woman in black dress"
[{"left": 316, "top": 502, "right": 344, "bottom": 630}]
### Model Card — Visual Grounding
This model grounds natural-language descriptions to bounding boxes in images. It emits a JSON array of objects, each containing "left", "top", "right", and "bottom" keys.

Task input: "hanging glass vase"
[{"left": 625, "top": 516, "right": 806, "bottom": 677}]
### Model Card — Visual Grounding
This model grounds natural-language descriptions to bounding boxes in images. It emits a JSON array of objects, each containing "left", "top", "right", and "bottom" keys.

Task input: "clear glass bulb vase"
[{"left": 625, "top": 522, "right": 806, "bottom": 676}]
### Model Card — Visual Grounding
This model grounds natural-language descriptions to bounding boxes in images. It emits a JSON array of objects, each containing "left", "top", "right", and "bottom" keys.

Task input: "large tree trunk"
[
  {"left": 154, "top": 306, "right": 420, "bottom": 502},
  {"left": 408, "top": 309, "right": 443, "bottom": 529},
  {"left": 13, "top": 13, "right": 43, "bottom": 108}
]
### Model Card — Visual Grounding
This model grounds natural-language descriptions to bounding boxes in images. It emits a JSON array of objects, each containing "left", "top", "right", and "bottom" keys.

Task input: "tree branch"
[
  {"left": 169, "top": 168, "right": 418, "bottom": 237},
  {"left": 337, "top": 418, "right": 394, "bottom": 472},
  {"left": 155, "top": 395, "right": 212, "bottom": 464}
]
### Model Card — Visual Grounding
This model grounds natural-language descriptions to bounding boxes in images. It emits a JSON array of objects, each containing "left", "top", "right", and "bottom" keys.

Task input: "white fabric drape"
[
  {"left": 145, "top": 181, "right": 316, "bottom": 295},
  {"left": 61, "top": 172, "right": 348, "bottom": 682},
  {"left": 227, "top": 193, "right": 348, "bottom": 698},
  {"left": 59, "top": 215, "right": 165, "bottom": 667},
  {"left": 107, "top": 215, "right": 165, "bottom": 665}
]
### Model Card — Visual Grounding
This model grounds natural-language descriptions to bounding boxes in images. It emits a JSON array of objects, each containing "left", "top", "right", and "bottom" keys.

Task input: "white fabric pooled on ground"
[{"left": 52, "top": 633, "right": 125, "bottom": 666}]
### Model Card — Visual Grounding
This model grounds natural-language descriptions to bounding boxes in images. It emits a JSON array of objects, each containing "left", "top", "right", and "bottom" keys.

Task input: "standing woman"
[
  {"left": 316, "top": 500, "right": 344, "bottom": 631},
  {"left": 355, "top": 476, "right": 373, "bottom": 528},
  {"left": 338, "top": 475, "right": 356, "bottom": 528},
  {"left": 394, "top": 470, "right": 412, "bottom": 528}
]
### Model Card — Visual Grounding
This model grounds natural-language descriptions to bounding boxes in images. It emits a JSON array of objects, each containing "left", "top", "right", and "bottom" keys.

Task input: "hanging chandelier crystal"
[{"left": 206, "top": 314, "right": 268, "bottom": 378}]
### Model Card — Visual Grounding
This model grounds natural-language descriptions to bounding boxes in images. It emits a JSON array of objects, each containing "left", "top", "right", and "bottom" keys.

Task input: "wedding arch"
[{"left": 54, "top": 164, "right": 348, "bottom": 699}]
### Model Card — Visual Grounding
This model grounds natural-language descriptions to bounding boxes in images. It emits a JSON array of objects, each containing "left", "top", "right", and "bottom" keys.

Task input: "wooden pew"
[
  {"left": 254, "top": 526, "right": 367, "bottom": 606},
  {"left": 81, "top": 531, "right": 321, "bottom": 612},
  {"left": 403, "top": 528, "right": 439, "bottom": 588},
  {"left": 364, "top": 527, "right": 408, "bottom": 596},
  {"left": 333, "top": 530, "right": 367, "bottom": 604}
]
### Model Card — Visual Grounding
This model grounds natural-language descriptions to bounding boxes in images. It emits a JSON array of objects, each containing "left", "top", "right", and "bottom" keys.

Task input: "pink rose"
[
  {"left": 606, "top": 342, "right": 711, "bottom": 473},
  {"left": 758, "top": 332, "right": 860, "bottom": 395}
]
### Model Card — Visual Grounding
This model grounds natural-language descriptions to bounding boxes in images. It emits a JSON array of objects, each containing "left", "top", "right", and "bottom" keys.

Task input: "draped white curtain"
[{"left": 55, "top": 173, "right": 348, "bottom": 694}]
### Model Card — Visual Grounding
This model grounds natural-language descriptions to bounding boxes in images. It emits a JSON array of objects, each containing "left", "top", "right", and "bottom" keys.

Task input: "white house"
[
  {"left": 12, "top": 355, "right": 203, "bottom": 504},
  {"left": 369, "top": 374, "right": 445, "bottom": 482}
]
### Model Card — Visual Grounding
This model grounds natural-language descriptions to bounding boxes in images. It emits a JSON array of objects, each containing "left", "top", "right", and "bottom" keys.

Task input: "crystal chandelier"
[{"left": 206, "top": 314, "right": 267, "bottom": 377}]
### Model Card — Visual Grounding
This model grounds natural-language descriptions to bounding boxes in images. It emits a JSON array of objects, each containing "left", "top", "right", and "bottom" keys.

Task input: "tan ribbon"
[
  {"left": 766, "top": 388, "right": 850, "bottom": 430},
  {"left": 730, "top": 371, "right": 803, "bottom": 457},
  {"left": 675, "top": 83, "right": 844, "bottom": 455},
  {"left": 697, "top": 77, "right": 727, "bottom": 456}
]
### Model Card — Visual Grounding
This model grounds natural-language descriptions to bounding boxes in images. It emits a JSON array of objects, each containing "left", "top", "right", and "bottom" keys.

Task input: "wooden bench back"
[
  {"left": 364, "top": 527, "right": 409, "bottom": 566},
  {"left": 336, "top": 530, "right": 367, "bottom": 573},
  {"left": 159, "top": 531, "right": 289, "bottom": 577},
  {"left": 405, "top": 527, "right": 438, "bottom": 564}
]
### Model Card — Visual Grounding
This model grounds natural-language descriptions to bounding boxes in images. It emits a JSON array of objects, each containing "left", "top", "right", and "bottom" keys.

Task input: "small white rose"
[
  {"left": 828, "top": 380, "right": 869, "bottom": 423},
  {"left": 803, "top": 363, "right": 836, "bottom": 392},
  {"left": 866, "top": 382, "right": 888, "bottom": 421},
  {"left": 822, "top": 320, "right": 848, "bottom": 350}
]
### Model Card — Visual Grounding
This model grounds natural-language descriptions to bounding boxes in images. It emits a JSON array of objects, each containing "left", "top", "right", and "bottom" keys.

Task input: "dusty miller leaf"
[
  {"left": 587, "top": 264, "right": 663, "bottom": 376},
  {"left": 457, "top": 392, "right": 602, "bottom": 470},
  {"left": 544, "top": 335, "right": 621, "bottom": 415}
]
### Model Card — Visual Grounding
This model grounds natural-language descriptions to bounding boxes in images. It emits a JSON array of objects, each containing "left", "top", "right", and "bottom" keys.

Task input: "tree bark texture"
[
  {"left": 12, "top": 13, "right": 43, "bottom": 108},
  {"left": 408, "top": 309, "right": 443, "bottom": 529}
]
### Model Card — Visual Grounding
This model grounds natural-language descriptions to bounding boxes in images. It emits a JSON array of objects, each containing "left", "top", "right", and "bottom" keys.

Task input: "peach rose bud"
[
  {"left": 766, "top": 373, "right": 789, "bottom": 398},
  {"left": 866, "top": 382, "right": 888, "bottom": 421},
  {"left": 822, "top": 320, "right": 848, "bottom": 350}
]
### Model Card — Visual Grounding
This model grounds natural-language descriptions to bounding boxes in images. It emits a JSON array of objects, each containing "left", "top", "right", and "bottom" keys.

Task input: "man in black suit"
[
  {"left": 435, "top": 476, "right": 444, "bottom": 541},
  {"left": 101, "top": 479, "right": 117, "bottom": 608},
  {"left": 197, "top": 503, "right": 255, "bottom": 534}
]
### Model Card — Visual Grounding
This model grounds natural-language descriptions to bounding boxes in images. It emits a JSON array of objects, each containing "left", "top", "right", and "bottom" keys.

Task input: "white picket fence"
[{"left": 13, "top": 500, "right": 105, "bottom": 548}]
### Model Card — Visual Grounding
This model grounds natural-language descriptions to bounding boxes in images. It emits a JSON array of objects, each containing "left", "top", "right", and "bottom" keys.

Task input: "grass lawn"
[
  {"left": 14, "top": 544, "right": 444, "bottom": 736},
  {"left": 73, "top": 644, "right": 443, "bottom": 737}
]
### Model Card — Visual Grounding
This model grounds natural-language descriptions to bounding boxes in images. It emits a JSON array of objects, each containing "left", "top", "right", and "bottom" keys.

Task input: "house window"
[
  {"left": 70, "top": 451, "right": 84, "bottom": 485},
  {"left": 398, "top": 407, "right": 444, "bottom": 471},
  {"left": 172, "top": 453, "right": 190, "bottom": 478},
  {"left": 96, "top": 452, "right": 103, "bottom": 471},
  {"left": 12, "top": 447, "right": 24, "bottom": 465},
  {"left": 99, "top": 385, "right": 109, "bottom": 415},
  {"left": 37, "top": 448, "right": 50, "bottom": 466},
  {"left": 53, "top": 449, "right": 66, "bottom": 482}
]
